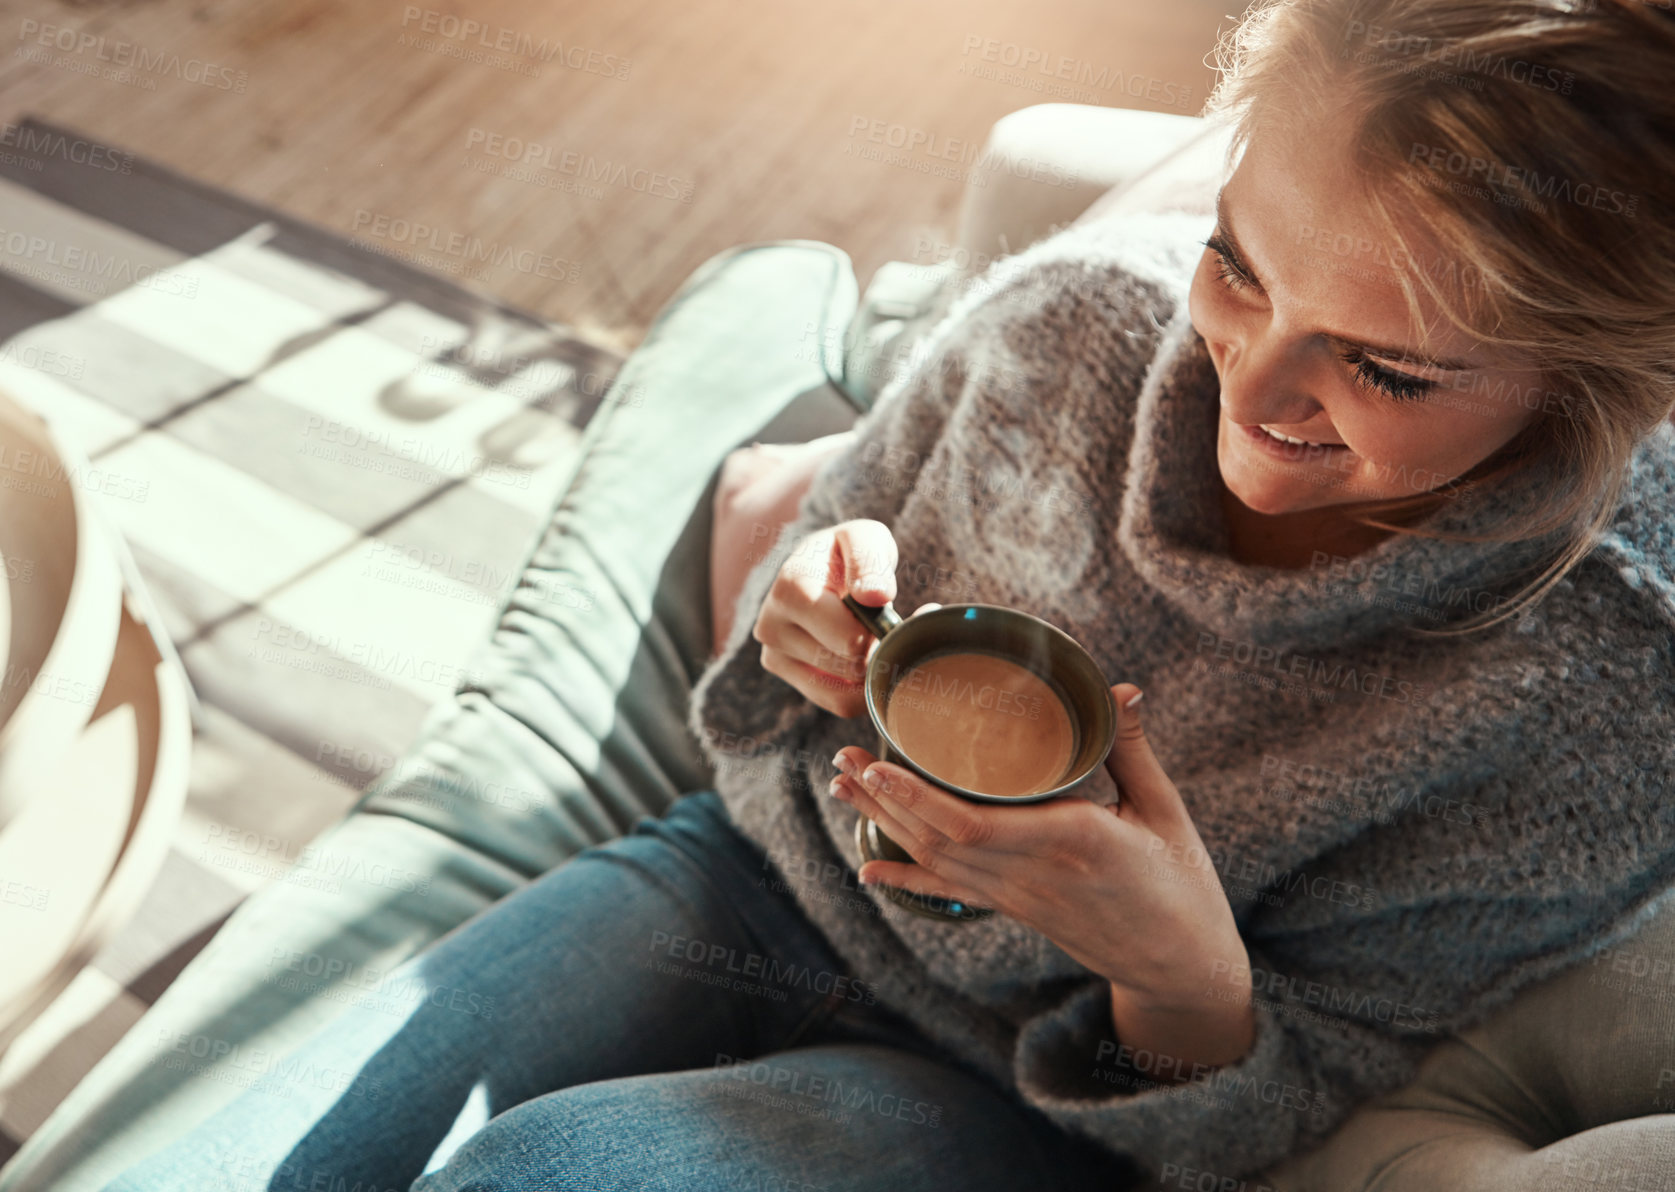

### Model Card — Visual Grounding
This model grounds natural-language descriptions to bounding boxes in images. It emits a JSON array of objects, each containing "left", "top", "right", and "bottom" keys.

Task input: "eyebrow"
[{"left": 1212, "top": 191, "right": 1482, "bottom": 374}]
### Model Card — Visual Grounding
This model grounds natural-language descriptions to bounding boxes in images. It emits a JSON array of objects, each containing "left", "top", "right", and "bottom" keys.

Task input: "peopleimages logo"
[
  {"left": 1409, "top": 142, "right": 1639, "bottom": 218},
  {"left": 349, "top": 209, "right": 582, "bottom": 283},
  {"left": 1193, "top": 632, "right": 1431, "bottom": 706},
  {"left": 957, "top": 34, "right": 1193, "bottom": 110},
  {"left": 16, "top": 19, "right": 247, "bottom": 91},
  {"left": 0, "top": 229, "right": 199, "bottom": 299},
  {"left": 1210, "top": 959, "right": 1442, "bottom": 1034},
  {"left": 463, "top": 128, "right": 694, "bottom": 203},
  {"left": 646, "top": 930, "right": 879, "bottom": 1005},
  {"left": 0, "top": 122, "right": 131, "bottom": 172},
  {"left": 1144, "top": 839, "right": 1381, "bottom": 911},
  {"left": 712, "top": 1054, "right": 943, "bottom": 1128},
  {"left": 1341, "top": 19, "right": 1576, "bottom": 96},
  {"left": 397, "top": 6, "right": 631, "bottom": 79}
]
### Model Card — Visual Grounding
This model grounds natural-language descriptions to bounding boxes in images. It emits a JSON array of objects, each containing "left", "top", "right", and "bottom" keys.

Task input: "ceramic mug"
[{"left": 839, "top": 595, "right": 1116, "bottom": 923}]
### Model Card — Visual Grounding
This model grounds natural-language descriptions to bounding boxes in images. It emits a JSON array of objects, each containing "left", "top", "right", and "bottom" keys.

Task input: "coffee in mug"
[
  {"left": 881, "top": 650, "right": 1076, "bottom": 797},
  {"left": 839, "top": 595, "right": 1118, "bottom": 923}
]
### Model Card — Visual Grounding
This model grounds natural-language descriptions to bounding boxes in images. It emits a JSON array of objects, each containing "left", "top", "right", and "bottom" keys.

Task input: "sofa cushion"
[
  {"left": 837, "top": 258, "right": 961, "bottom": 412},
  {"left": 0, "top": 239, "right": 865, "bottom": 1192},
  {"left": 351, "top": 240, "right": 864, "bottom": 874},
  {"left": 1257, "top": 891, "right": 1675, "bottom": 1191}
]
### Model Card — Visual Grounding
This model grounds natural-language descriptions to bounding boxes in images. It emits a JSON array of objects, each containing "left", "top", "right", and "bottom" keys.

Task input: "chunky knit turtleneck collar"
[{"left": 1116, "top": 300, "right": 1571, "bottom": 654}]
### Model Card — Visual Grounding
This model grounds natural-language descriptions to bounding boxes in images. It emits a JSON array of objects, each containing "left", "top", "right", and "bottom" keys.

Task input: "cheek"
[
  {"left": 1338, "top": 405, "right": 1493, "bottom": 494},
  {"left": 1340, "top": 404, "right": 1426, "bottom": 460}
]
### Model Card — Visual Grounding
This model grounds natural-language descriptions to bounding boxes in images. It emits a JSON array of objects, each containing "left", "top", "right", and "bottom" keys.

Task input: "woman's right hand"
[{"left": 752, "top": 518, "right": 935, "bottom": 718}]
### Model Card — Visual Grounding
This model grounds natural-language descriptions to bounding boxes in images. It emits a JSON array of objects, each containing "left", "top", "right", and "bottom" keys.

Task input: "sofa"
[{"left": 3, "top": 102, "right": 1670, "bottom": 1192}]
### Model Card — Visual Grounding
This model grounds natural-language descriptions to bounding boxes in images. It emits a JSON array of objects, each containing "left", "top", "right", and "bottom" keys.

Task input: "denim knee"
[
  {"left": 627, "top": 789, "right": 731, "bottom": 849},
  {"left": 409, "top": 1079, "right": 695, "bottom": 1192}
]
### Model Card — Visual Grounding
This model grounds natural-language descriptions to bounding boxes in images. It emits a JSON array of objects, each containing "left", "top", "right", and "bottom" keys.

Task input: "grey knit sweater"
[{"left": 686, "top": 210, "right": 1675, "bottom": 1182}]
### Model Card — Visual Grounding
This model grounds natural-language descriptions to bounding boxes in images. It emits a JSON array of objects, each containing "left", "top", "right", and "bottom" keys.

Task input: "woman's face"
[{"left": 1188, "top": 117, "right": 1547, "bottom": 517}]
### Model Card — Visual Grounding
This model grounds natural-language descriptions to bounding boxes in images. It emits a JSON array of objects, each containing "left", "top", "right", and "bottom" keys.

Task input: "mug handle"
[{"left": 840, "top": 593, "right": 903, "bottom": 641}]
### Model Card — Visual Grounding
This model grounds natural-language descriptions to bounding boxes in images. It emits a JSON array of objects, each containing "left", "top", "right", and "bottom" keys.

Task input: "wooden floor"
[{"left": 0, "top": 0, "right": 1238, "bottom": 355}]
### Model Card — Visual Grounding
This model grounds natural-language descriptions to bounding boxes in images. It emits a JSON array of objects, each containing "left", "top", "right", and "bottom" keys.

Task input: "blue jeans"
[{"left": 105, "top": 791, "right": 1137, "bottom": 1191}]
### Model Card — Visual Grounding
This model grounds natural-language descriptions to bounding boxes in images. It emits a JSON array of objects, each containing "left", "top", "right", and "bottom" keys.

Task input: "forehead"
[{"left": 1224, "top": 111, "right": 1358, "bottom": 231}]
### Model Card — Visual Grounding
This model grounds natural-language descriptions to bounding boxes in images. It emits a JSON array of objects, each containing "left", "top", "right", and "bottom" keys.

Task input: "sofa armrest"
[
  {"left": 953, "top": 104, "right": 1212, "bottom": 269},
  {"left": 839, "top": 105, "right": 1223, "bottom": 415}
]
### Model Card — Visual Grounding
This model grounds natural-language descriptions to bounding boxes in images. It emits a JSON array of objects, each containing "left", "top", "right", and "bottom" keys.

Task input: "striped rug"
[{"left": 0, "top": 115, "right": 624, "bottom": 1161}]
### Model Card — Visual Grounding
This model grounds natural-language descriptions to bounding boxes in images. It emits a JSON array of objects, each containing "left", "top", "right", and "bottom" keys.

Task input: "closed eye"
[
  {"left": 1202, "top": 235, "right": 1258, "bottom": 294},
  {"left": 1205, "top": 225, "right": 1437, "bottom": 404},
  {"left": 1338, "top": 346, "right": 1434, "bottom": 402}
]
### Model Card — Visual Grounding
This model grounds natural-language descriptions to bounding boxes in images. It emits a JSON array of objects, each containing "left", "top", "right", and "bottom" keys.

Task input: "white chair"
[{"left": 0, "top": 392, "right": 194, "bottom": 1056}]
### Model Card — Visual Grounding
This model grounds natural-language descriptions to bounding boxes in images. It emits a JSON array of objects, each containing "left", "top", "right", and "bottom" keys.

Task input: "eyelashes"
[
  {"left": 1201, "top": 239, "right": 1435, "bottom": 404},
  {"left": 1336, "top": 346, "right": 1434, "bottom": 402},
  {"left": 1203, "top": 235, "right": 1251, "bottom": 293}
]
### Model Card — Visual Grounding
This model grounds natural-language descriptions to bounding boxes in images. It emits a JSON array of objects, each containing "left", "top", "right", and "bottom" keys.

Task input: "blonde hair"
[{"left": 1204, "top": 0, "right": 1675, "bottom": 636}]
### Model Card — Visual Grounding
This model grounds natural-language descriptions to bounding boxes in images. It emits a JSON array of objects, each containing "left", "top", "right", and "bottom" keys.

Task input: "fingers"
[
  {"left": 755, "top": 536, "right": 870, "bottom": 686},
  {"left": 840, "top": 756, "right": 1001, "bottom": 853},
  {"left": 768, "top": 527, "right": 885, "bottom": 667},
  {"left": 831, "top": 520, "right": 898, "bottom": 605},
  {"left": 760, "top": 643, "right": 867, "bottom": 718},
  {"left": 851, "top": 856, "right": 994, "bottom": 916},
  {"left": 833, "top": 753, "right": 1013, "bottom": 878},
  {"left": 1101, "top": 684, "right": 1184, "bottom": 827},
  {"left": 833, "top": 758, "right": 946, "bottom": 861},
  {"left": 762, "top": 607, "right": 867, "bottom": 683},
  {"left": 828, "top": 768, "right": 1000, "bottom": 900},
  {"left": 754, "top": 519, "right": 939, "bottom": 720},
  {"left": 791, "top": 593, "right": 938, "bottom": 681}
]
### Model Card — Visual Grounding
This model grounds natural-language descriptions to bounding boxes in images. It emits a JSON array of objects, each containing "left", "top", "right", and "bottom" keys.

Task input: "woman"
[{"left": 109, "top": 0, "right": 1675, "bottom": 1188}]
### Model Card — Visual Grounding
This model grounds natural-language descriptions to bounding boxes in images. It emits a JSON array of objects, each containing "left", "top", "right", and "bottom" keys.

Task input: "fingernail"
[
  {"left": 861, "top": 766, "right": 884, "bottom": 790},
  {"left": 1124, "top": 689, "right": 1145, "bottom": 710},
  {"left": 828, "top": 777, "right": 849, "bottom": 800},
  {"left": 831, "top": 751, "right": 849, "bottom": 773}
]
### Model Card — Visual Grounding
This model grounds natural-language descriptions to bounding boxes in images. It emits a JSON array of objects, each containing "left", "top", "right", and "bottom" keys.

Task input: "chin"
[
  {"left": 1221, "top": 468, "right": 1300, "bottom": 515},
  {"left": 1216, "top": 428, "right": 1305, "bottom": 516}
]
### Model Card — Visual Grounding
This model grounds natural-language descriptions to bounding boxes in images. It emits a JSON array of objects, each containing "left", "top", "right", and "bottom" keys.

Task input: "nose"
[{"left": 1215, "top": 325, "right": 1325, "bottom": 430}]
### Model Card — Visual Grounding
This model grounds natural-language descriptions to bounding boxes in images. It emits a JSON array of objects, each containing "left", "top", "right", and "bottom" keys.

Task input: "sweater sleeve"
[
  {"left": 1013, "top": 919, "right": 1452, "bottom": 1183},
  {"left": 686, "top": 226, "right": 1199, "bottom": 783},
  {"left": 1011, "top": 684, "right": 1675, "bottom": 1185},
  {"left": 686, "top": 214, "right": 1197, "bottom": 784},
  {"left": 1012, "top": 893, "right": 1675, "bottom": 1184},
  {"left": 688, "top": 249, "right": 1094, "bottom": 776}
]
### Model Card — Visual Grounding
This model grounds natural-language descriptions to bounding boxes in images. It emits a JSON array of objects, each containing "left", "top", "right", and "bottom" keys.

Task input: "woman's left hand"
[{"left": 830, "top": 683, "right": 1249, "bottom": 1014}]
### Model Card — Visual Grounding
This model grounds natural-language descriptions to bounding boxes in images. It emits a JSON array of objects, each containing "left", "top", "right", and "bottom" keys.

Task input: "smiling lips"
[{"left": 1239, "top": 421, "right": 1351, "bottom": 457}]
